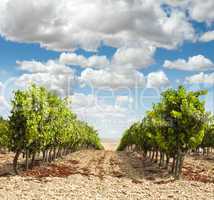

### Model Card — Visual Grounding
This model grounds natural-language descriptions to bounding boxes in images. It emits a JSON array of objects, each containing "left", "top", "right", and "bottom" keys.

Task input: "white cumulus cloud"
[
  {"left": 16, "top": 60, "right": 76, "bottom": 96},
  {"left": 0, "top": 81, "right": 9, "bottom": 117},
  {"left": 164, "top": 0, "right": 214, "bottom": 24},
  {"left": 112, "top": 47, "right": 155, "bottom": 69},
  {"left": 0, "top": 82, "right": 6, "bottom": 105},
  {"left": 188, "top": 0, "right": 214, "bottom": 23},
  {"left": 147, "top": 71, "right": 169, "bottom": 88},
  {"left": 69, "top": 93, "right": 96, "bottom": 108},
  {"left": 0, "top": 0, "right": 195, "bottom": 51},
  {"left": 164, "top": 55, "right": 214, "bottom": 71},
  {"left": 186, "top": 72, "right": 214, "bottom": 84},
  {"left": 116, "top": 96, "right": 133, "bottom": 105},
  {"left": 79, "top": 68, "right": 146, "bottom": 89},
  {"left": 59, "top": 53, "right": 110, "bottom": 69},
  {"left": 199, "top": 31, "right": 214, "bottom": 42}
]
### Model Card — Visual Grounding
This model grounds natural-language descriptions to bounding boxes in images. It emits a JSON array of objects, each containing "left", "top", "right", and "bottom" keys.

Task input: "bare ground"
[{"left": 0, "top": 143, "right": 213, "bottom": 200}]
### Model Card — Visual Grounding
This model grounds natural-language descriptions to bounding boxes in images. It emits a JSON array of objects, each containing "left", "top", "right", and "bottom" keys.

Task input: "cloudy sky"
[{"left": 0, "top": 0, "right": 214, "bottom": 138}]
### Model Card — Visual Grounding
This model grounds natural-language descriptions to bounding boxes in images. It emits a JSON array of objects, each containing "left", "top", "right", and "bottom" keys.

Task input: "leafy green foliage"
[
  {"left": 0, "top": 117, "right": 9, "bottom": 148},
  {"left": 200, "top": 114, "right": 214, "bottom": 148},
  {"left": 117, "top": 86, "right": 208, "bottom": 179},
  {"left": 6, "top": 85, "right": 102, "bottom": 172}
]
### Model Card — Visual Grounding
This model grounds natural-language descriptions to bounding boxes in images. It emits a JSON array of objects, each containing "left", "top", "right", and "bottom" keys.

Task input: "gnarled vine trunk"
[{"left": 13, "top": 149, "right": 21, "bottom": 174}]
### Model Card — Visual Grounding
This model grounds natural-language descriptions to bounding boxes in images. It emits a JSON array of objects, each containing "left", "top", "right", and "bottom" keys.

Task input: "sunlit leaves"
[
  {"left": 118, "top": 85, "right": 208, "bottom": 178},
  {"left": 8, "top": 84, "right": 102, "bottom": 156}
]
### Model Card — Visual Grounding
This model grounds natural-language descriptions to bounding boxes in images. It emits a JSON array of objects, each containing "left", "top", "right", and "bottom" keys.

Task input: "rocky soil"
[{"left": 0, "top": 145, "right": 213, "bottom": 200}]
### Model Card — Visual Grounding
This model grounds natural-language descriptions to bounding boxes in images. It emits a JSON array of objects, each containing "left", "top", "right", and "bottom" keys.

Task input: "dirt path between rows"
[
  {"left": 21, "top": 150, "right": 145, "bottom": 181},
  {"left": 19, "top": 149, "right": 214, "bottom": 184},
  {"left": 0, "top": 146, "right": 214, "bottom": 199}
]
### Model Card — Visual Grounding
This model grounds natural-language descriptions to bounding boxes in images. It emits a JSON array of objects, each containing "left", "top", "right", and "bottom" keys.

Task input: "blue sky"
[{"left": 0, "top": 0, "right": 214, "bottom": 138}]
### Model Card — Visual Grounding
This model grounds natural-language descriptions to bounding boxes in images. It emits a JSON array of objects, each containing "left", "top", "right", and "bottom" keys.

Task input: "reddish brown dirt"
[
  {"left": 15, "top": 150, "right": 214, "bottom": 184},
  {"left": 0, "top": 149, "right": 213, "bottom": 185}
]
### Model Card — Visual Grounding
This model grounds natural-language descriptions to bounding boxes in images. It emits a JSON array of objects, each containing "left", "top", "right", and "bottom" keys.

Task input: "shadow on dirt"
[
  {"left": 114, "top": 151, "right": 173, "bottom": 183},
  {"left": 116, "top": 151, "right": 214, "bottom": 184},
  {"left": 190, "top": 154, "right": 214, "bottom": 163},
  {"left": 0, "top": 151, "right": 214, "bottom": 184}
]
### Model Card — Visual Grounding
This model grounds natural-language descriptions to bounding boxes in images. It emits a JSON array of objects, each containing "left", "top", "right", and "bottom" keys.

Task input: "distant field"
[{"left": 101, "top": 138, "right": 119, "bottom": 150}]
